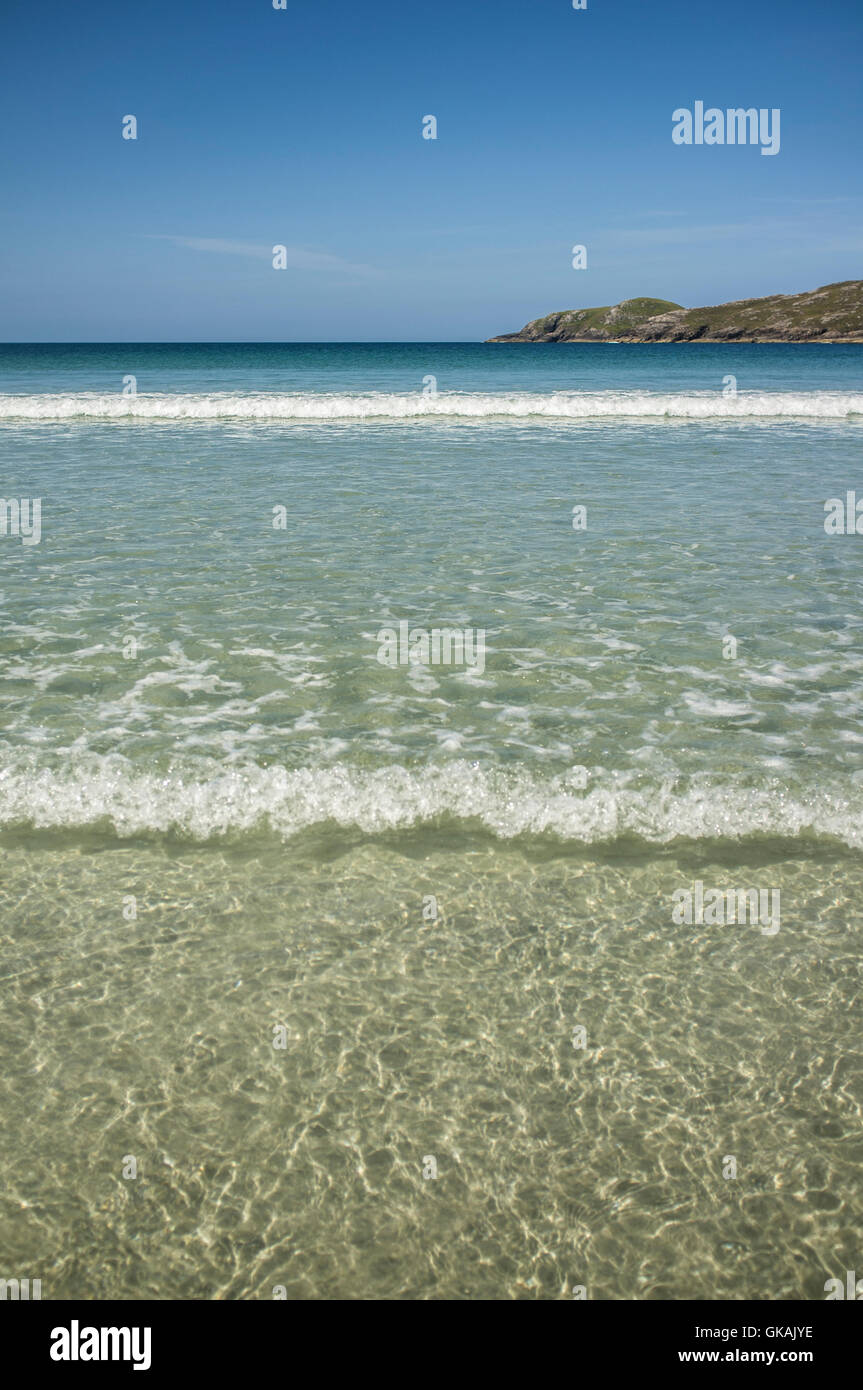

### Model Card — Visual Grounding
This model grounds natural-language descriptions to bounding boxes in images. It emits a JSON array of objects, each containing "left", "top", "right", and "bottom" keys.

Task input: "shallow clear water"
[{"left": 1, "top": 343, "right": 861, "bottom": 1299}]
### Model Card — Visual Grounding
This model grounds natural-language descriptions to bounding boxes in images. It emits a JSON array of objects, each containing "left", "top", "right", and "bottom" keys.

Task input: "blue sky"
[{"left": 1, "top": 0, "right": 860, "bottom": 340}]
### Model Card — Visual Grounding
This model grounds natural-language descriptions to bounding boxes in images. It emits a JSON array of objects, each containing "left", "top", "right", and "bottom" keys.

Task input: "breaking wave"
[
  {"left": 1, "top": 390, "right": 862, "bottom": 422},
  {"left": 0, "top": 758, "right": 861, "bottom": 848}
]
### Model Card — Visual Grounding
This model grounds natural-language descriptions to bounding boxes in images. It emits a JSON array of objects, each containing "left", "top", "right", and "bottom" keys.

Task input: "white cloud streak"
[{"left": 145, "top": 235, "right": 380, "bottom": 277}]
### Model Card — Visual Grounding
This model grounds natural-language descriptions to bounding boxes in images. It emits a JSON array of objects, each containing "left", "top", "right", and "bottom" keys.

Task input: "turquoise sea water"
[{"left": 1, "top": 343, "right": 862, "bottom": 1299}]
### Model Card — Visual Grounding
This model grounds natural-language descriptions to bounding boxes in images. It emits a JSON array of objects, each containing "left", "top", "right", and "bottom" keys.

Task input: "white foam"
[
  {"left": 0, "top": 758, "right": 860, "bottom": 847},
  {"left": 0, "top": 390, "right": 861, "bottom": 422}
]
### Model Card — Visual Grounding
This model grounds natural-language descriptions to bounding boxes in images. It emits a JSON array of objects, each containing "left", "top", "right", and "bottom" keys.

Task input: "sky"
[{"left": 0, "top": 0, "right": 861, "bottom": 341}]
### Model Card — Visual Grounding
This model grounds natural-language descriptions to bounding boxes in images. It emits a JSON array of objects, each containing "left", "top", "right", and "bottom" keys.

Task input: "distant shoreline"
[
  {"left": 487, "top": 281, "right": 863, "bottom": 344},
  {"left": 485, "top": 337, "right": 863, "bottom": 345}
]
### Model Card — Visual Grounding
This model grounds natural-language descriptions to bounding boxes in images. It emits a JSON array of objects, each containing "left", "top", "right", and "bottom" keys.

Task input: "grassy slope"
[
  {"left": 492, "top": 298, "right": 682, "bottom": 342},
  {"left": 488, "top": 282, "right": 863, "bottom": 342},
  {"left": 637, "top": 281, "right": 863, "bottom": 340}
]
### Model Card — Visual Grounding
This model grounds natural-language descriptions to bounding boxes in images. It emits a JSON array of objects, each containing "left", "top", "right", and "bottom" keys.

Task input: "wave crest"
[
  {"left": 1, "top": 390, "right": 861, "bottom": 422},
  {"left": 0, "top": 759, "right": 860, "bottom": 847}
]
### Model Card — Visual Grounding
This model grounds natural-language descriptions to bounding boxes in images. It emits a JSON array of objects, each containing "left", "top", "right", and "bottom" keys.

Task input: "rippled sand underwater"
[{"left": 1, "top": 830, "right": 861, "bottom": 1300}]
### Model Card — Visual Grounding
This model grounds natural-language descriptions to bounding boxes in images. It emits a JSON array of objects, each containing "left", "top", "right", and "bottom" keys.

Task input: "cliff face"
[{"left": 487, "top": 281, "right": 863, "bottom": 343}]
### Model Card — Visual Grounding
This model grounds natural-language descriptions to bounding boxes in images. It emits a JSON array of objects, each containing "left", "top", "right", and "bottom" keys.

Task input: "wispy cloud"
[{"left": 144, "top": 235, "right": 380, "bottom": 277}]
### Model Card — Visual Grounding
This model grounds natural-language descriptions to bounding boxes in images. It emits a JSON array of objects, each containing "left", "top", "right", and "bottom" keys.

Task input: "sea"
[{"left": 1, "top": 341, "right": 861, "bottom": 1299}]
